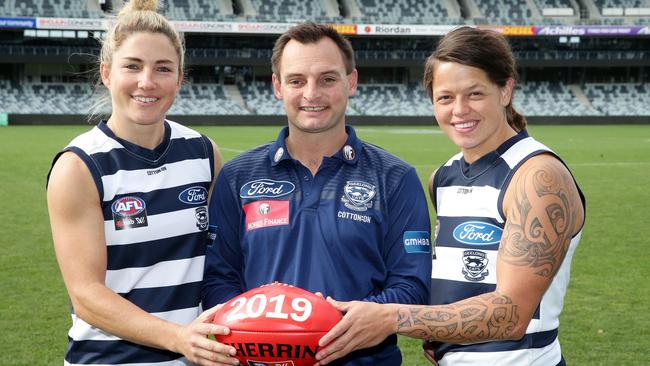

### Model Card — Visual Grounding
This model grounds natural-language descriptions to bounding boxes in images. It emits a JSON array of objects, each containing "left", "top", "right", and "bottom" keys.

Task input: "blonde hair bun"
[{"left": 118, "top": 0, "right": 158, "bottom": 17}]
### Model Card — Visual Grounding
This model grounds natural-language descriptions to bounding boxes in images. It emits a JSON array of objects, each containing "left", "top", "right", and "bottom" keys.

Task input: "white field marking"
[
  {"left": 413, "top": 164, "right": 442, "bottom": 169},
  {"left": 355, "top": 127, "right": 443, "bottom": 135},
  {"left": 570, "top": 161, "right": 650, "bottom": 167},
  {"left": 411, "top": 161, "right": 650, "bottom": 170},
  {"left": 220, "top": 147, "right": 245, "bottom": 153}
]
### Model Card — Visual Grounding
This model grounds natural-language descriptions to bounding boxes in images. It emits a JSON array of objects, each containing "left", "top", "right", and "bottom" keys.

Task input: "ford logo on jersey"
[
  {"left": 179, "top": 186, "right": 208, "bottom": 205},
  {"left": 240, "top": 179, "right": 295, "bottom": 198},
  {"left": 453, "top": 221, "right": 502, "bottom": 245}
]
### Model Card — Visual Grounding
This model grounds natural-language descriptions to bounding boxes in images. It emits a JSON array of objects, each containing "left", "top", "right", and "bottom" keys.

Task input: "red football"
[{"left": 211, "top": 283, "right": 342, "bottom": 366}]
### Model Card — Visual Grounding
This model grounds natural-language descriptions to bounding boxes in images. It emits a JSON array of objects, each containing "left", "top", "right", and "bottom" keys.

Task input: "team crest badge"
[
  {"left": 462, "top": 250, "right": 489, "bottom": 281},
  {"left": 195, "top": 207, "right": 208, "bottom": 231},
  {"left": 341, "top": 181, "right": 376, "bottom": 212}
]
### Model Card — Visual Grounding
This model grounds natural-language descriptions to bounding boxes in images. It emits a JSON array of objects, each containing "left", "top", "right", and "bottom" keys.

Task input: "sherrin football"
[{"left": 211, "top": 283, "right": 343, "bottom": 366}]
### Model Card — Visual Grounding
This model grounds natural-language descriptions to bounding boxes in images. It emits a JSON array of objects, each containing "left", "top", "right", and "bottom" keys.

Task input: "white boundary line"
[
  {"left": 219, "top": 147, "right": 245, "bottom": 153},
  {"left": 355, "top": 127, "right": 443, "bottom": 135}
]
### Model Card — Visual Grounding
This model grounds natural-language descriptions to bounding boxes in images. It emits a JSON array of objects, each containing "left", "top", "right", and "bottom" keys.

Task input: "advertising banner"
[
  {"left": 0, "top": 17, "right": 36, "bottom": 29},
  {"left": 172, "top": 21, "right": 234, "bottom": 33},
  {"left": 36, "top": 17, "right": 105, "bottom": 30},
  {"left": 235, "top": 22, "right": 296, "bottom": 34},
  {"left": 357, "top": 24, "right": 456, "bottom": 36},
  {"left": 478, "top": 25, "right": 535, "bottom": 36},
  {"left": 535, "top": 25, "right": 650, "bottom": 36}
]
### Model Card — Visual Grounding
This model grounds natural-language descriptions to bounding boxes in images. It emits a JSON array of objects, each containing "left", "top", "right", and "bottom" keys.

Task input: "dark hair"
[
  {"left": 423, "top": 26, "right": 526, "bottom": 131},
  {"left": 271, "top": 22, "right": 355, "bottom": 77}
]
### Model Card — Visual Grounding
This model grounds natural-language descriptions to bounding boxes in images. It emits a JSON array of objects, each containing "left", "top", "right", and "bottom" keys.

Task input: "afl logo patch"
[
  {"left": 112, "top": 196, "right": 145, "bottom": 216},
  {"left": 343, "top": 145, "right": 355, "bottom": 161},
  {"left": 274, "top": 147, "right": 284, "bottom": 163},
  {"left": 342, "top": 181, "right": 376, "bottom": 212},
  {"left": 178, "top": 186, "right": 208, "bottom": 205},
  {"left": 111, "top": 196, "right": 148, "bottom": 230},
  {"left": 259, "top": 203, "right": 271, "bottom": 215},
  {"left": 453, "top": 221, "right": 502, "bottom": 246}
]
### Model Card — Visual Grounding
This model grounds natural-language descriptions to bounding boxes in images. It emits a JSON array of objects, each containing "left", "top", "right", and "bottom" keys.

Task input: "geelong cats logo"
[
  {"left": 462, "top": 250, "right": 489, "bottom": 281},
  {"left": 341, "top": 181, "right": 376, "bottom": 212}
]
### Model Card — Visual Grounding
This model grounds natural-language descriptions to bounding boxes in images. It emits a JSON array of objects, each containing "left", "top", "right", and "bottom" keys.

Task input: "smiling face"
[
  {"left": 431, "top": 61, "right": 516, "bottom": 163},
  {"left": 272, "top": 37, "right": 357, "bottom": 136},
  {"left": 101, "top": 31, "right": 182, "bottom": 128}
]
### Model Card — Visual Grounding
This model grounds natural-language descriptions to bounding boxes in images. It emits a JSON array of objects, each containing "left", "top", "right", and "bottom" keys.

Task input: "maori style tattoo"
[
  {"left": 500, "top": 160, "right": 579, "bottom": 277},
  {"left": 396, "top": 293, "right": 519, "bottom": 342}
]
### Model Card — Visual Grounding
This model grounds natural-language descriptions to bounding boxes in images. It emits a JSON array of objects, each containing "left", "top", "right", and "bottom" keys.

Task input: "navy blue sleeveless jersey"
[
  {"left": 202, "top": 125, "right": 432, "bottom": 365},
  {"left": 429, "top": 130, "right": 585, "bottom": 366},
  {"left": 49, "top": 120, "right": 214, "bottom": 366}
]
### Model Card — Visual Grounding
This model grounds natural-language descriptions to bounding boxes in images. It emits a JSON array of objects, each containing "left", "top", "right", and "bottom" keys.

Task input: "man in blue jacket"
[{"left": 202, "top": 23, "right": 432, "bottom": 365}]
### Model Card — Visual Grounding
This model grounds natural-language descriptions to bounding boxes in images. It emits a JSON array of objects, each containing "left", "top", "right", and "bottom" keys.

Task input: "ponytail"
[{"left": 506, "top": 103, "right": 527, "bottom": 132}]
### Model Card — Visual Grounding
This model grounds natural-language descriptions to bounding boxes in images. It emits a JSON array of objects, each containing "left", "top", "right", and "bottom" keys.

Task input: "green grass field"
[{"left": 1, "top": 124, "right": 649, "bottom": 365}]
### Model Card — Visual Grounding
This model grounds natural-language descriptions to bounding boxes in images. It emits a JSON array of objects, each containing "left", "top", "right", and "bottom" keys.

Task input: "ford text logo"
[
  {"left": 453, "top": 221, "right": 502, "bottom": 245},
  {"left": 179, "top": 186, "right": 208, "bottom": 205},
  {"left": 240, "top": 179, "right": 295, "bottom": 198},
  {"left": 111, "top": 196, "right": 146, "bottom": 216}
]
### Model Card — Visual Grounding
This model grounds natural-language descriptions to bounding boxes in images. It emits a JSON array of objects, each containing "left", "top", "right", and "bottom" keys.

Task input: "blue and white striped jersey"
[
  {"left": 430, "top": 130, "right": 585, "bottom": 366},
  {"left": 50, "top": 120, "right": 215, "bottom": 366}
]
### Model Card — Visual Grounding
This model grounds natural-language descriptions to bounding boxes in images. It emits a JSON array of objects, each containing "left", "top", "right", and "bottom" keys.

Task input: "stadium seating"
[
  {"left": 351, "top": 0, "right": 461, "bottom": 24},
  {"left": 161, "top": 0, "right": 232, "bottom": 21},
  {"left": 171, "top": 84, "right": 250, "bottom": 115},
  {"left": 0, "top": 81, "right": 98, "bottom": 115},
  {"left": 0, "top": 0, "right": 105, "bottom": 18},
  {"left": 514, "top": 81, "right": 600, "bottom": 116},
  {"left": 237, "top": 81, "right": 284, "bottom": 115},
  {"left": 1, "top": 79, "right": 647, "bottom": 117},
  {"left": 471, "top": 0, "right": 535, "bottom": 24},
  {"left": 593, "top": 0, "right": 648, "bottom": 9},
  {"left": 349, "top": 83, "right": 431, "bottom": 116},
  {"left": 0, "top": 81, "right": 249, "bottom": 116},
  {"left": 246, "top": 0, "right": 331, "bottom": 22},
  {"left": 535, "top": 0, "right": 575, "bottom": 7},
  {"left": 583, "top": 83, "right": 650, "bottom": 116}
]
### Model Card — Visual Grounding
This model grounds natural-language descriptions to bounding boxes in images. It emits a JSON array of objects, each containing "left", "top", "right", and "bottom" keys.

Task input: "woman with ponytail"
[
  {"left": 47, "top": 1, "right": 237, "bottom": 365},
  {"left": 315, "top": 27, "right": 586, "bottom": 366}
]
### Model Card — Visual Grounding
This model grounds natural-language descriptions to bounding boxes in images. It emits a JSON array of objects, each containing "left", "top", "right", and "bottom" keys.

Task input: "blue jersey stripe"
[
  {"left": 434, "top": 328, "right": 558, "bottom": 360},
  {"left": 430, "top": 278, "right": 496, "bottom": 304},
  {"left": 120, "top": 281, "right": 201, "bottom": 313},
  {"left": 88, "top": 136, "right": 209, "bottom": 176},
  {"left": 65, "top": 337, "right": 181, "bottom": 364},
  {"left": 101, "top": 182, "right": 211, "bottom": 219},
  {"left": 437, "top": 158, "right": 512, "bottom": 188},
  {"left": 435, "top": 216, "right": 502, "bottom": 250},
  {"left": 430, "top": 279, "right": 541, "bottom": 320},
  {"left": 107, "top": 233, "right": 206, "bottom": 270}
]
